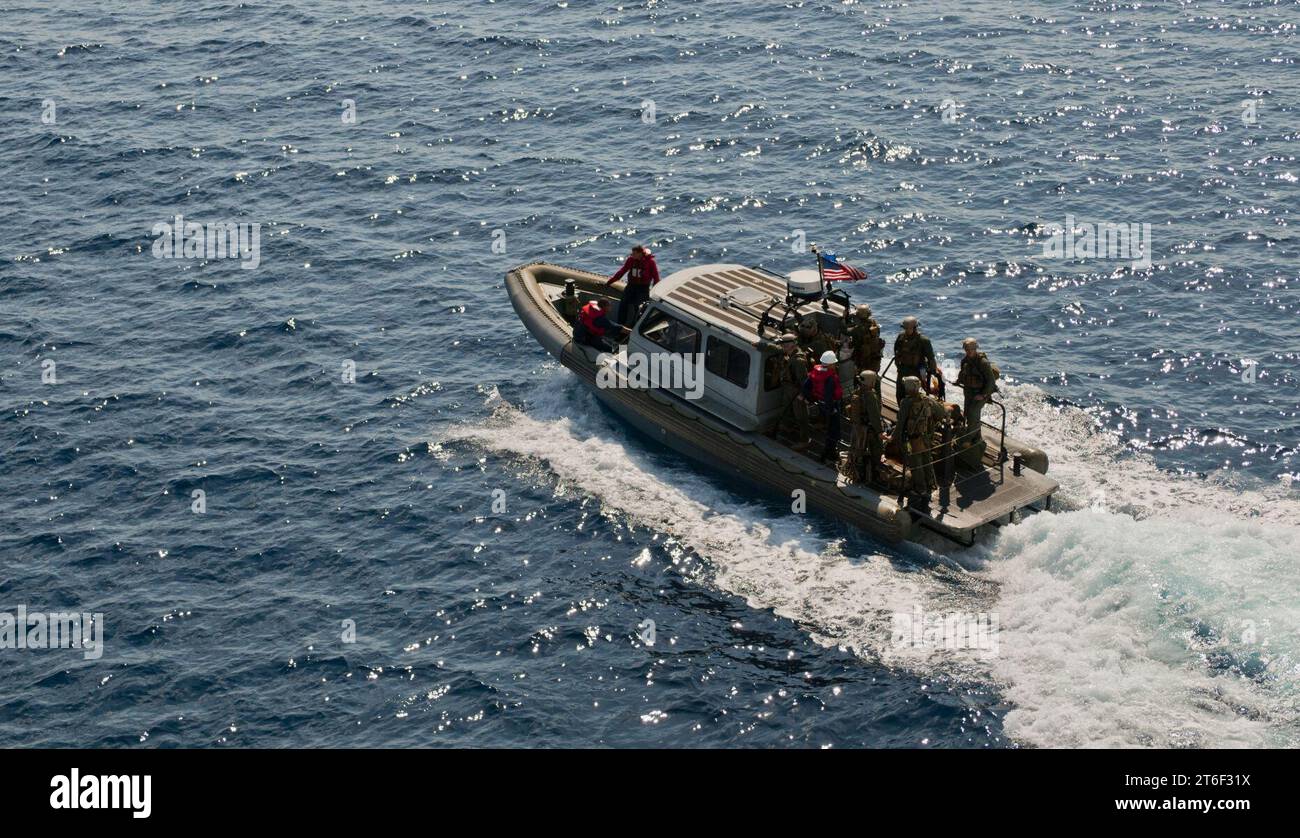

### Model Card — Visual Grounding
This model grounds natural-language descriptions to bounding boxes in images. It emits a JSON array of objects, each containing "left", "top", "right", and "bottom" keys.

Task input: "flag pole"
[{"left": 811, "top": 243, "right": 827, "bottom": 304}]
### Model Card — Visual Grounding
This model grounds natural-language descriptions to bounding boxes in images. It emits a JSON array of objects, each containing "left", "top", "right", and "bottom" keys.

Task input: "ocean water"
[{"left": 1, "top": 0, "right": 1296, "bottom": 748}]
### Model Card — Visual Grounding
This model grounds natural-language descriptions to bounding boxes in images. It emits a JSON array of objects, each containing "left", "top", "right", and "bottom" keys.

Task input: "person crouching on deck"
[
  {"left": 574, "top": 298, "right": 629, "bottom": 353},
  {"left": 803, "top": 350, "right": 844, "bottom": 465},
  {"left": 606, "top": 245, "right": 660, "bottom": 328}
]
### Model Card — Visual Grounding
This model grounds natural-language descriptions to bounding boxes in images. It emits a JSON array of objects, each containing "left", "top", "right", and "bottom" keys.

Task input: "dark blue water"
[{"left": 1, "top": 1, "right": 1297, "bottom": 748}]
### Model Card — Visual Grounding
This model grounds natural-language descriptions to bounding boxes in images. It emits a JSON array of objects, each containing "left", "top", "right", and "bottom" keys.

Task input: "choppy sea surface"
[{"left": 1, "top": 0, "right": 1297, "bottom": 748}]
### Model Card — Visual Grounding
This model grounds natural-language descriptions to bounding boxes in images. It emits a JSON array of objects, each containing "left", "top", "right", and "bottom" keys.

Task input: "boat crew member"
[
  {"left": 776, "top": 333, "right": 811, "bottom": 451},
  {"left": 573, "top": 298, "right": 628, "bottom": 352},
  {"left": 556, "top": 279, "right": 582, "bottom": 324},
  {"left": 606, "top": 245, "right": 660, "bottom": 328},
  {"left": 892, "top": 316, "right": 937, "bottom": 404},
  {"left": 848, "top": 305, "right": 883, "bottom": 371},
  {"left": 803, "top": 350, "right": 844, "bottom": 465},
  {"left": 956, "top": 337, "right": 999, "bottom": 443},
  {"left": 889, "top": 376, "right": 938, "bottom": 498},
  {"left": 848, "top": 304, "right": 884, "bottom": 397},
  {"left": 847, "top": 370, "right": 884, "bottom": 483},
  {"left": 797, "top": 315, "right": 836, "bottom": 364}
]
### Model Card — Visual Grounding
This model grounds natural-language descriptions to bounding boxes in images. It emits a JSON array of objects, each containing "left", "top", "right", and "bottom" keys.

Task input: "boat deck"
[{"left": 842, "top": 367, "right": 1057, "bottom": 542}]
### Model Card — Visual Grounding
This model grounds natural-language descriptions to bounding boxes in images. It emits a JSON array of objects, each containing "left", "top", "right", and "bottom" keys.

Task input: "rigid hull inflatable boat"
[{"left": 506, "top": 260, "right": 1058, "bottom": 544}]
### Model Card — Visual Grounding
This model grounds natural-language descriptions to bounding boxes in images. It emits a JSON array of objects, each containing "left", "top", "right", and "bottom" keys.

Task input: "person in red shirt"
[
  {"left": 573, "top": 298, "right": 628, "bottom": 352},
  {"left": 802, "top": 350, "right": 844, "bottom": 465},
  {"left": 606, "top": 245, "right": 660, "bottom": 327}
]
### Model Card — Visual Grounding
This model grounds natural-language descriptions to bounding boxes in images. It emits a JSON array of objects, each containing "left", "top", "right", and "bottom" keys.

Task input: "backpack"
[
  {"left": 982, "top": 353, "right": 1001, "bottom": 382},
  {"left": 905, "top": 395, "right": 933, "bottom": 438}
]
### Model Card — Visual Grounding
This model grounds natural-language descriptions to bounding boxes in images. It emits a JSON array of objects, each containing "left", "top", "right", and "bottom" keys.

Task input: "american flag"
[{"left": 819, "top": 252, "right": 867, "bottom": 282}]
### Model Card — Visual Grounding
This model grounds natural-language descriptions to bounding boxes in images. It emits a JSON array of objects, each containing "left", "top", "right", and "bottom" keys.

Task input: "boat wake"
[
  {"left": 979, "top": 386, "right": 1300, "bottom": 748},
  {"left": 444, "top": 374, "right": 1300, "bottom": 748}
]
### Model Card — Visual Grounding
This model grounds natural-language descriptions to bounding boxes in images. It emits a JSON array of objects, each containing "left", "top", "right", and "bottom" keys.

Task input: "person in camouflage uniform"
[
  {"left": 956, "top": 337, "right": 998, "bottom": 444},
  {"left": 892, "top": 316, "right": 937, "bottom": 405},
  {"left": 846, "top": 304, "right": 883, "bottom": 404},
  {"left": 848, "top": 304, "right": 884, "bottom": 375},
  {"left": 797, "top": 314, "right": 836, "bottom": 365},
  {"left": 775, "top": 333, "right": 811, "bottom": 450},
  {"left": 846, "top": 369, "right": 884, "bottom": 484},
  {"left": 889, "top": 376, "right": 938, "bottom": 498}
]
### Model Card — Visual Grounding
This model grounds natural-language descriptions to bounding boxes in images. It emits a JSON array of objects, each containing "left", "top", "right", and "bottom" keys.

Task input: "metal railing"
[
  {"left": 871, "top": 362, "right": 1008, "bottom": 509},
  {"left": 753, "top": 265, "right": 854, "bottom": 340}
]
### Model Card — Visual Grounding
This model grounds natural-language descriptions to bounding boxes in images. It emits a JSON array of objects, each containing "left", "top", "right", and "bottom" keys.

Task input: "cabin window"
[
  {"left": 639, "top": 308, "right": 700, "bottom": 356},
  {"left": 705, "top": 336, "right": 751, "bottom": 389}
]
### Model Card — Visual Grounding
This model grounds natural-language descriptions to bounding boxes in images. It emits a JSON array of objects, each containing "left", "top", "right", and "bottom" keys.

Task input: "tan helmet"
[
  {"left": 901, "top": 315, "right": 919, "bottom": 331},
  {"left": 858, "top": 370, "right": 878, "bottom": 386},
  {"left": 855, "top": 304, "right": 873, "bottom": 319},
  {"left": 962, "top": 337, "right": 979, "bottom": 350},
  {"left": 902, "top": 376, "right": 921, "bottom": 394}
]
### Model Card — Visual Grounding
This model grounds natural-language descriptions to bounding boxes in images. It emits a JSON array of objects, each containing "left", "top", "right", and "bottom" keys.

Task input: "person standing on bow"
[{"left": 606, "top": 244, "right": 660, "bottom": 328}]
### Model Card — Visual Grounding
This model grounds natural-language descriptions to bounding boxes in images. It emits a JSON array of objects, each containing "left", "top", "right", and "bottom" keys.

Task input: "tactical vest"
[
  {"left": 850, "top": 392, "right": 881, "bottom": 429},
  {"left": 959, "top": 353, "right": 989, "bottom": 391},
  {"left": 850, "top": 321, "right": 883, "bottom": 367},
  {"left": 905, "top": 395, "right": 933, "bottom": 439},
  {"left": 895, "top": 332, "right": 929, "bottom": 368}
]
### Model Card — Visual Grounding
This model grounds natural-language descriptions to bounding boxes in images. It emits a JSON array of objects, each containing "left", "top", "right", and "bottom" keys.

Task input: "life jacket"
[
  {"left": 578, "top": 301, "right": 607, "bottom": 337},
  {"left": 625, "top": 252, "right": 658, "bottom": 285},
  {"left": 804, "top": 364, "right": 842, "bottom": 405}
]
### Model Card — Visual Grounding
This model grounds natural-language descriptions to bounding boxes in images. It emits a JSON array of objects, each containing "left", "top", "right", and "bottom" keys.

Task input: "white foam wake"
[
  {"left": 444, "top": 374, "right": 1300, "bottom": 748},
  {"left": 978, "top": 385, "right": 1300, "bottom": 748},
  {"left": 445, "top": 382, "right": 995, "bottom": 674}
]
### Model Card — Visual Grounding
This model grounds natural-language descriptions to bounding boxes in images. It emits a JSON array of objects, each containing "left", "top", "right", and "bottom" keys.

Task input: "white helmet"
[{"left": 819, "top": 350, "right": 837, "bottom": 366}]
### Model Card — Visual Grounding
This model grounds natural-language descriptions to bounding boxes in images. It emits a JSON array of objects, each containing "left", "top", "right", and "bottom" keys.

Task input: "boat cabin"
[{"left": 622, "top": 263, "right": 851, "bottom": 431}]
